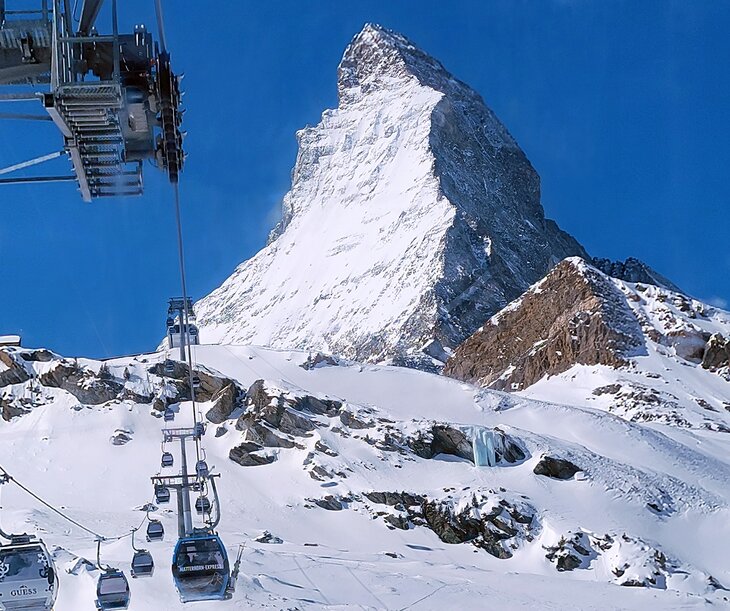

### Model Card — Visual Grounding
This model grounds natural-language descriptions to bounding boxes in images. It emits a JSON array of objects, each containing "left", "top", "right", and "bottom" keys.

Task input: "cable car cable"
[
  {"left": 1, "top": 467, "right": 105, "bottom": 540},
  {"left": 154, "top": 0, "right": 168, "bottom": 53},
  {"left": 0, "top": 465, "right": 152, "bottom": 543},
  {"left": 171, "top": 182, "right": 204, "bottom": 466}
]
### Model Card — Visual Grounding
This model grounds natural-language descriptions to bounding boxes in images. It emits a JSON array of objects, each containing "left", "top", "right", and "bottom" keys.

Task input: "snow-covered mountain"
[
  {"left": 1, "top": 343, "right": 728, "bottom": 609},
  {"left": 195, "top": 23, "right": 587, "bottom": 366}
]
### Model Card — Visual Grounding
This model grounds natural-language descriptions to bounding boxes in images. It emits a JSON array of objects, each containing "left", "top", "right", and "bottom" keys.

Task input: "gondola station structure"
[
  {"left": 0, "top": 0, "right": 184, "bottom": 198},
  {"left": 166, "top": 297, "right": 200, "bottom": 358}
]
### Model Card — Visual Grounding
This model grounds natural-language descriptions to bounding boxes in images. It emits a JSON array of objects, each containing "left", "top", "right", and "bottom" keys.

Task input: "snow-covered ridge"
[
  {"left": 195, "top": 23, "right": 586, "bottom": 366},
  {"left": 511, "top": 260, "right": 730, "bottom": 431},
  {"left": 444, "top": 256, "right": 730, "bottom": 433}
]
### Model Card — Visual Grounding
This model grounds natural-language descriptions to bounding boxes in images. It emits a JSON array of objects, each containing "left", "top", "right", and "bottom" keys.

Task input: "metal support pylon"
[{"left": 178, "top": 435, "right": 192, "bottom": 536}]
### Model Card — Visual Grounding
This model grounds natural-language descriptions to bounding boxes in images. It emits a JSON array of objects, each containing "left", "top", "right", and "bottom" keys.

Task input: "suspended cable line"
[
  {"left": 171, "top": 182, "right": 203, "bottom": 465},
  {"left": 0, "top": 466, "right": 151, "bottom": 543}
]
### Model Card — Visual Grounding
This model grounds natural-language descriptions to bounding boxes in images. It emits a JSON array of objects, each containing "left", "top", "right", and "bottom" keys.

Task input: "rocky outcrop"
[
  {"left": 544, "top": 531, "right": 606, "bottom": 571},
  {"left": 39, "top": 361, "right": 123, "bottom": 405},
  {"left": 702, "top": 334, "right": 730, "bottom": 371},
  {"left": 0, "top": 349, "right": 33, "bottom": 387},
  {"left": 110, "top": 429, "right": 133, "bottom": 446},
  {"left": 195, "top": 23, "right": 587, "bottom": 367},
  {"left": 229, "top": 442, "right": 276, "bottom": 467},
  {"left": 592, "top": 257, "right": 683, "bottom": 293},
  {"left": 205, "top": 382, "right": 241, "bottom": 424},
  {"left": 366, "top": 488, "right": 537, "bottom": 559},
  {"left": 254, "top": 531, "right": 283, "bottom": 544},
  {"left": 299, "top": 352, "right": 340, "bottom": 370},
  {"left": 0, "top": 348, "right": 246, "bottom": 423},
  {"left": 0, "top": 395, "right": 30, "bottom": 421},
  {"left": 533, "top": 456, "right": 582, "bottom": 480},
  {"left": 311, "top": 495, "right": 345, "bottom": 511},
  {"left": 406, "top": 425, "right": 525, "bottom": 465},
  {"left": 147, "top": 361, "right": 238, "bottom": 404},
  {"left": 364, "top": 491, "right": 425, "bottom": 507},
  {"left": 543, "top": 530, "right": 724, "bottom": 591},
  {"left": 444, "top": 258, "right": 645, "bottom": 390},
  {"left": 230, "top": 380, "right": 345, "bottom": 462},
  {"left": 238, "top": 380, "right": 319, "bottom": 440}
]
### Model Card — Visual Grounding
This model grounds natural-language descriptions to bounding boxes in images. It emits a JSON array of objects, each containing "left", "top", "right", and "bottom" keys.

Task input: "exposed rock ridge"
[
  {"left": 0, "top": 347, "right": 244, "bottom": 423},
  {"left": 593, "top": 257, "right": 683, "bottom": 293},
  {"left": 444, "top": 257, "right": 645, "bottom": 390},
  {"left": 337, "top": 23, "right": 461, "bottom": 101}
]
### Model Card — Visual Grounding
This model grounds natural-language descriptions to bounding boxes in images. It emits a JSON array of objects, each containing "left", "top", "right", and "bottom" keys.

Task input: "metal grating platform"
[{"left": 53, "top": 82, "right": 143, "bottom": 200}]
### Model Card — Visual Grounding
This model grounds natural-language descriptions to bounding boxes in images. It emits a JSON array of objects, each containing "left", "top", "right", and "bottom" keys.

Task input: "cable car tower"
[
  {"left": 0, "top": 0, "right": 184, "bottom": 200},
  {"left": 152, "top": 424, "right": 239, "bottom": 602}
]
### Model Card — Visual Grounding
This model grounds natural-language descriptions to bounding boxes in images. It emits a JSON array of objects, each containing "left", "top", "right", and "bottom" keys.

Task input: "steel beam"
[
  {"left": 0, "top": 93, "right": 44, "bottom": 102},
  {"left": 0, "top": 175, "right": 75, "bottom": 184},
  {"left": 78, "top": 0, "right": 104, "bottom": 35},
  {"left": 0, "top": 113, "right": 52, "bottom": 121},
  {"left": 0, "top": 150, "right": 64, "bottom": 175}
]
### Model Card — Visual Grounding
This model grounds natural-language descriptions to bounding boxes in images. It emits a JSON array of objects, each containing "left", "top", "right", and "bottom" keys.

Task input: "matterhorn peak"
[{"left": 196, "top": 24, "right": 588, "bottom": 367}]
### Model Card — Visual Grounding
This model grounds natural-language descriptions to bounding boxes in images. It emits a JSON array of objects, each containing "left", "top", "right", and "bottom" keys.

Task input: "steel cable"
[{"left": 0, "top": 465, "right": 152, "bottom": 543}]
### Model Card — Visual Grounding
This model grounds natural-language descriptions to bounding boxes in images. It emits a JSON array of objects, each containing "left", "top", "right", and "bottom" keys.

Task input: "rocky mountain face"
[
  {"left": 443, "top": 258, "right": 646, "bottom": 391},
  {"left": 2, "top": 343, "right": 727, "bottom": 606},
  {"left": 195, "top": 23, "right": 587, "bottom": 367},
  {"left": 592, "top": 257, "right": 682, "bottom": 293},
  {"left": 445, "top": 257, "right": 730, "bottom": 431}
]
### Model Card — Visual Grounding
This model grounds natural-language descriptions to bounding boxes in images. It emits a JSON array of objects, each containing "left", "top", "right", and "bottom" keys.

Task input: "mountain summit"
[
  {"left": 196, "top": 23, "right": 587, "bottom": 365},
  {"left": 337, "top": 23, "right": 468, "bottom": 98}
]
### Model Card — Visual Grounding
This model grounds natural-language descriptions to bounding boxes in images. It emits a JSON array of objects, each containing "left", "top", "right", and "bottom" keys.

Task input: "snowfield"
[{"left": 0, "top": 344, "right": 728, "bottom": 609}]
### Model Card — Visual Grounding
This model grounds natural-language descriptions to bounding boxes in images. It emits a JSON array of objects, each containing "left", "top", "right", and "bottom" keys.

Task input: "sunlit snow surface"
[{"left": 0, "top": 345, "right": 728, "bottom": 609}]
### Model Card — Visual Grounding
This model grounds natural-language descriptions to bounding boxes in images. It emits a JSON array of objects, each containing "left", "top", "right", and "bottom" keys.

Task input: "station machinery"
[{"left": 0, "top": 0, "right": 184, "bottom": 200}]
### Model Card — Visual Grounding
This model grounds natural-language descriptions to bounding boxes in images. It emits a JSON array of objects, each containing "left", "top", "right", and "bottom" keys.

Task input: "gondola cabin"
[
  {"left": 194, "top": 496, "right": 211, "bottom": 515},
  {"left": 0, "top": 535, "right": 57, "bottom": 611},
  {"left": 154, "top": 485, "right": 170, "bottom": 504},
  {"left": 195, "top": 460, "right": 209, "bottom": 479},
  {"left": 131, "top": 550, "right": 154, "bottom": 578},
  {"left": 172, "top": 534, "right": 230, "bottom": 603},
  {"left": 167, "top": 323, "right": 199, "bottom": 349},
  {"left": 95, "top": 569, "right": 130, "bottom": 610},
  {"left": 146, "top": 520, "right": 164, "bottom": 542}
]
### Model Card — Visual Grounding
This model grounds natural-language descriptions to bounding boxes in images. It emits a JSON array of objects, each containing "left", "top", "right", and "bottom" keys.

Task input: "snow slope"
[
  {"left": 0, "top": 344, "right": 728, "bottom": 609},
  {"left": 520, "top": 271, "right": 730, "bottom": 433},
  {"left": 195, "top": 24, "right": 586, "bottom": 366}
]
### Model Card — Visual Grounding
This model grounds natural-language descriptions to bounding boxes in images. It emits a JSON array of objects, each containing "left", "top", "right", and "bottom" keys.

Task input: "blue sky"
[{"left": 1, "top": 0, "right": 728, "bottom": 358}]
